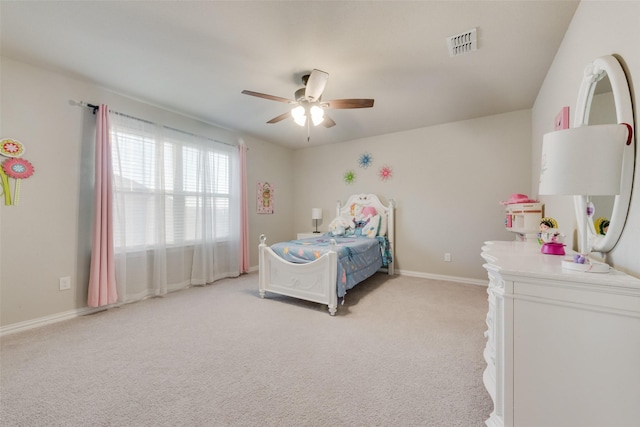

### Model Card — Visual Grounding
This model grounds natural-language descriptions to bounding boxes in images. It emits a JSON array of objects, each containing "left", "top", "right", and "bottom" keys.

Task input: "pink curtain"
[
  {"left": 239, "top": 141, "right": 250, "bottom": 273},
  {"left": 87, "top": 105, "right": 118, "bottom": 307}
]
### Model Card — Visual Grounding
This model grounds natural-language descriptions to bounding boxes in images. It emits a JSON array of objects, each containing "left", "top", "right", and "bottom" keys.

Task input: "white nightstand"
[{"left": 297, "top": 232, "right": 322, "bottom": 239}]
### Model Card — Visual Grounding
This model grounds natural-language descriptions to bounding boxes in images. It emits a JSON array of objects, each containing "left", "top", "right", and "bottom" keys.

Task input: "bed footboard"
[{"left": 259, "top": 234, "right": 338, "bottom": 315}]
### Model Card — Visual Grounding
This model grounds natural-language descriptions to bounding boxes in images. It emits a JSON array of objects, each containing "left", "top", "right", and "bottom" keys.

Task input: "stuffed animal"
[
  {"left": 353, "top": 217, "right": 371, "bottom": 236},
  {"left": 328, "top": 216, "right": 352, "bottom": 237}
]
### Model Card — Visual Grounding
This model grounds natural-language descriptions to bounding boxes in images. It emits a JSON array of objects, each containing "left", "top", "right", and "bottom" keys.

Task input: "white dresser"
[{"left": 481, "top": 241, "right": 640, "bottom": 427}]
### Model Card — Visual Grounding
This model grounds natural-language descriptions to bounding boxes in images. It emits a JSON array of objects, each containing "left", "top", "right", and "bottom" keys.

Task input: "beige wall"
[
  {"left": 532, "top": 0, "right": 640, "bottom": 278},
  {"left": 293, "top": 109, "right": 532, "bottom": 281},
  {"left": 0, "top": 57, "right": 294, "bottom": 327}
]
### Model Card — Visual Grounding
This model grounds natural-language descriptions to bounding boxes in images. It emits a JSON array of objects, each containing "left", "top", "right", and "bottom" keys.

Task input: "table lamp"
[
  {"left": 312, "top": 208, "right": 322, "bottom": 233},
  {"left": 539, "top": 123, "right": 630, "bottom": 272}
]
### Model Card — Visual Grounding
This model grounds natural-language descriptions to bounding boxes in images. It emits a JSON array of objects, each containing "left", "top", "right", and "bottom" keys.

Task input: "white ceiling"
[{"left": 1, "top": 1, "right": 579, "bottom": 149}]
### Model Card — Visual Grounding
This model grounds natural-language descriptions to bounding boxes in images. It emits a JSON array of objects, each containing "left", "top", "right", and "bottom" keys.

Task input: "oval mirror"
[{"left": 574, "top": 55, "right": 635, "bottom": 253}]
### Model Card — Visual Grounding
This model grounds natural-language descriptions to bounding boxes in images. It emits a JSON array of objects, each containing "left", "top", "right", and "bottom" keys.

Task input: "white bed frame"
[{"left": 258, "top": 194, "right": 395, "bottom": 315}]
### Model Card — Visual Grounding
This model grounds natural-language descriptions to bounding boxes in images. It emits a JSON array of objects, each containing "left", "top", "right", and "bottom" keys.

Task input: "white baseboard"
[{"left": 0, "top": 306, "right": 106, "bottom": 337}]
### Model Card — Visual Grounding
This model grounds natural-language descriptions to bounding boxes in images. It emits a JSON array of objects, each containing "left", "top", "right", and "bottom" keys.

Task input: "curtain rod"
[{"left": 77, "top": 101, "right": 238, "bottom": 148}]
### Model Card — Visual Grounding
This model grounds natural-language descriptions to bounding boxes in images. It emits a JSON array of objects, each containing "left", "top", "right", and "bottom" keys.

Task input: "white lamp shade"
[
  {"left": 310, "top": 105, "right": 325, "bottom": 126},
  {"left": 311, "top": 208, "right": 323, "bottom": 220},
  {"left": 539, "top": 124, "right": 628, "bottom": 196},
  {"left": 291, "top": 105, "right": 306, "bottom": 126}
]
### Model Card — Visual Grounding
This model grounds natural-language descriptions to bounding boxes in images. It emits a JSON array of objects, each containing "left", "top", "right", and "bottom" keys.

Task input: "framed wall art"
[
  {"left": 554, "top": 106, "right": 570, "bottom": 130},
  {"left": 257, "top": 181, "right": 274, "bottom": 214}
]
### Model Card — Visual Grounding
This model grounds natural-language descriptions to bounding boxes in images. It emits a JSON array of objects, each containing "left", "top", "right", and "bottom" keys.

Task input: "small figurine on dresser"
[
  {"left": 538, "top": 217, "right": 566, "bottom": 255},
  {"left": 537, "top": 217, "right": 558, "bottom": 243}
]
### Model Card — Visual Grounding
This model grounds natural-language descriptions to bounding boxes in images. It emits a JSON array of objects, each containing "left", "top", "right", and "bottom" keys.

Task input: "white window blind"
[{"left": 110, "top": 113, "right": 236, "bottom": 251}]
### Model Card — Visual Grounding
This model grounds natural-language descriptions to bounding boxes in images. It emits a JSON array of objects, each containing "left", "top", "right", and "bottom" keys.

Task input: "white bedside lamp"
[
  {"left": 539, "top": 123, "right": 630, "bottom": 272},
  {"left": 312, "top": 208, "right": 323, "bottom": 233}
]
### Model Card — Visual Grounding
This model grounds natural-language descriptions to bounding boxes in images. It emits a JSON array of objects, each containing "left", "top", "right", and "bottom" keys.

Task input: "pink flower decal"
[
  {"left": 378, "top": 165, "right": 393, "bottom": 181},
  {"left": 2, "top": 158, "right": 34, "bottom": 179}
]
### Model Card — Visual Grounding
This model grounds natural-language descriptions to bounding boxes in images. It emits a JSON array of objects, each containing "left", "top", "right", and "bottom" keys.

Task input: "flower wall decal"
[
  {"left": 0, "top": 138, "right": 24, "bottom": 158},
  {"left": 358, "top": 152, "right": 373, "bottom": 169},
  {"left": 343, "top": 170, "right": 356, "bottom": 184},
  {"left": 0, "top": 139, "right": 34, "bottom": 206},
  {"left": 378, "top": 165, "right": 393, "bottom": 181},
  {"left": 2, "top": 158, "right": 35, "bottom": 179}
]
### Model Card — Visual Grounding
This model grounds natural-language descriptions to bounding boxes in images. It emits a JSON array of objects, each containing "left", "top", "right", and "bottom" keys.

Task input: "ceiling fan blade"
[
  {"left": 242, "top": 90, "right": 294, "bottom": 104},
  {"left": 322, "top": 114, "right": 336, "bottom": 128},
  {"left": 266, "top": 111, "right": 292, "bottom": 124},
  {"left": 323, "top": 99, "right": 374, "bottom": 109},
  {"left": 305, "top": 69, "right": 329, "bottom": 102}
]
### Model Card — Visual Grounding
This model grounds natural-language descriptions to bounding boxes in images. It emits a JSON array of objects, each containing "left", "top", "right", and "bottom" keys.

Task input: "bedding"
[{"left": 270, "top": 235, "right": 392, "bottom": 298}]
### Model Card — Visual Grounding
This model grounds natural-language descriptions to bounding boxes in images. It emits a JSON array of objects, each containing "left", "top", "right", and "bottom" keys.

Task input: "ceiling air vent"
[{"left": 447, "top": 28, "right": 477, "bottom": 57}]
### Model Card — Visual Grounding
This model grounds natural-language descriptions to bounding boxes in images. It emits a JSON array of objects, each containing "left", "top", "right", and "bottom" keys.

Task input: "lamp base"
[{"left": 561, "top": 258, "right": 611, "bottom": 273}]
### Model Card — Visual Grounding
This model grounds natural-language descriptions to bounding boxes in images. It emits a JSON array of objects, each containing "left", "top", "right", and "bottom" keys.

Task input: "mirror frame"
[{"left": 574, "top": 55, "right": 635, "bottom": 253}]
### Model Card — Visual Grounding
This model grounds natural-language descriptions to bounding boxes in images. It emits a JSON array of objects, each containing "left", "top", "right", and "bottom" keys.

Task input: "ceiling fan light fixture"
[
  {"left": 242, "top": 68, "right": 375, "bottom": 131},
  {"left": 310, "top": 105, "right": 324, "bottom": 126},
  {"left": 291, "top": 105, "right": 306, "bottom": 126}
]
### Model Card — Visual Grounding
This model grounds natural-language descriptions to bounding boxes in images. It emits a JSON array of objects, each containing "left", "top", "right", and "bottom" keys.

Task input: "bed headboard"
[{"left": 336, "top": 194, "right": 395, "bottom": 274}]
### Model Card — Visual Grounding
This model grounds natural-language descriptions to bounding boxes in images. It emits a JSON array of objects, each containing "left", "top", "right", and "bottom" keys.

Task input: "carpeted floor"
[{"left": 0, "top": 272, "right": 492, "bottom": 426}]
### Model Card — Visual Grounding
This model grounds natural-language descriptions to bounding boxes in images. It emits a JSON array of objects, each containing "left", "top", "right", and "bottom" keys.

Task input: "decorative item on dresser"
[
  {"left": 501, "top": 197, "right": 543, "bottom": 242},
  {"left": 481, "top": 241, "right": 640, "bottom": 427},
  {"left": 259, "top": 194, "right": 394, "bottom": 315}
]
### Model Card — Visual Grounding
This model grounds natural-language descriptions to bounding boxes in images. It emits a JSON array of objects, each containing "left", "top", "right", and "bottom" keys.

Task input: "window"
[{"left": 110, "top": 114, "right": 237, "bottom": 252}]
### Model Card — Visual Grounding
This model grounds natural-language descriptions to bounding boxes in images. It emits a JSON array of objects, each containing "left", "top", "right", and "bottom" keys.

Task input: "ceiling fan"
[{"left": 242, "top": 69, "right": 374, "bottom": 141}]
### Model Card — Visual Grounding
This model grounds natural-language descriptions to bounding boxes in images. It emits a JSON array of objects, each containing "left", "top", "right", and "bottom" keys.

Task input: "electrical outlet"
[
  {"left": 59, "top": 276, "right": 71, "bottom": 291},
  {"left": 444, "top": 253, "right": 452, "bottom": 262}
]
